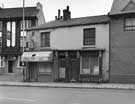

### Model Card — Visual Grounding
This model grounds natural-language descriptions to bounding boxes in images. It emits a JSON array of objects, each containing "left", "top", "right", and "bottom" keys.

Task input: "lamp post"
[
  {"left": 22, "top": 0, "right": 25, "bottom": 81},
  {"left": 22, "top": 0, "right": 25, "bottom": 53}
]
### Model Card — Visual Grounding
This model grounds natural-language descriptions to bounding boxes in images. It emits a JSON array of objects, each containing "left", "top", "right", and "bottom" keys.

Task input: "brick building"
[
  {"left": 109, "top": 0, "right": 135, "bottom": 83},
  {"left": 0, "top": 2, "right": 45, "bottom": 81}
]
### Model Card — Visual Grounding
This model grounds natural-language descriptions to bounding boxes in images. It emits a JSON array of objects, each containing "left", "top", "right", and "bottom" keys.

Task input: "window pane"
[
  {"left": 90, "top": 56, "right": 99, "bottom": 75},
  {"left": 7, "top": 22, "right": 11, "bottom": 47},
  {"left": 0, "top": 32, "right": 2, "bottom": 47},
  {"left": 125, "top": 18, "right": 132, "bottom": 26},
  {"left": 83, "top": 28, "right": 95, "bottom": 45},
  {"left": 12, "top": 22, "right": 16, "bottom": 47},
  {"left": 81, "top": 55, "right": 99, "bottom": 75},
  {"left": 81, "top": 56, "right": 90, "bottom": 74},
  {"left": 0, "top": 21, "right": 2, "bottom": 31},
  {"left": 41, "top": 32, "right": 50, "bottom": 47}
]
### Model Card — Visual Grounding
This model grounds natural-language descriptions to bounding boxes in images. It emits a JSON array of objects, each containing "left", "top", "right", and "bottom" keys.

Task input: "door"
[
  {"left": 8, "top": 61, "right": 13, "bottom": 73},
  {"left": 28, "top": 62, "right": 38, "bottom": 82},
  {"left": 70, "top": 59, "right": 79, "bottom": 82}
]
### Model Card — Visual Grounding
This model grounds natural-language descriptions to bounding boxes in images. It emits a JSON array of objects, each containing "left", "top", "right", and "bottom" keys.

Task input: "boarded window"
[{"left": 83, "top": 28, "right": 95, "bottom": 46}]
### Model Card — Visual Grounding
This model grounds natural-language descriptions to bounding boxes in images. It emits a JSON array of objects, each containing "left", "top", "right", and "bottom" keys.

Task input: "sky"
[{"left": 0, "top": 0, "right": 113, "bottom": 22}]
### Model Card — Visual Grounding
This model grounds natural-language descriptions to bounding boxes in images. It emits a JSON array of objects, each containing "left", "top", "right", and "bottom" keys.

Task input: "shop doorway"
[
  {"left": 58, "top": 51, "right": 79, "bottom": 82},
  {"left": 28, "top": 62, "right": 38, "bottom": 82}
]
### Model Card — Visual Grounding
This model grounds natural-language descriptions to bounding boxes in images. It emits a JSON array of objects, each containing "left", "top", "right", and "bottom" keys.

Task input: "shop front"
[
  {"left": 21, "top": 51, "right": 53, "bottom": 82},
  {"left": 54, "top": 49, "right": 104, "bottom": 83}
]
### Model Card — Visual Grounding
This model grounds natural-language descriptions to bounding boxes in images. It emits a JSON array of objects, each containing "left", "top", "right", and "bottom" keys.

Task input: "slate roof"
[
  {"left": 28, "top": 15, "right": 109, "bottom": 30},
  {"left": 0, "top": 7, "right": 39, "bottom": 19},
  {"left": 110, "top": 0, "right": 135, "bottom": 15}
]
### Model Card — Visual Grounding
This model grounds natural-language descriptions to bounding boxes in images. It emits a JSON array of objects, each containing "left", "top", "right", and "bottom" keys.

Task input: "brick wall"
[{"left": 110, "top": 16, "right": 135, "bottom": 83}]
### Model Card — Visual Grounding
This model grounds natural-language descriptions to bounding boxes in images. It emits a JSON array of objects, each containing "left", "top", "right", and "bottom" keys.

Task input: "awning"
[{"left": 21, "top": 51, "right": 53, "bottom": 62}]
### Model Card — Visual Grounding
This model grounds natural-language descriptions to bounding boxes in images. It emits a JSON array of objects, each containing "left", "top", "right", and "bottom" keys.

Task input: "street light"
[{"left": 22, "top": 0, "right": 25, "bottom": 81}]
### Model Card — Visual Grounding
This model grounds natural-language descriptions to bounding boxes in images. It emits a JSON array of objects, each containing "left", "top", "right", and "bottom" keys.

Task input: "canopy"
[{"left": 21, "top": 51, "right": 53, "bottom": 62}]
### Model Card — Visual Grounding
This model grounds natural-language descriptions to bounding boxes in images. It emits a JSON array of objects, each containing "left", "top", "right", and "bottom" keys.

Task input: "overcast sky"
[{"left": 0, "top": 0, "right": 113, "bottom": 22}]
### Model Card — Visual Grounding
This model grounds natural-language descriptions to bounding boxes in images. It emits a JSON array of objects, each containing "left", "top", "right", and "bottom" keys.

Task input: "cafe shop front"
[{"left": 21, "top": 51, "right": 53, "bottom": 82}]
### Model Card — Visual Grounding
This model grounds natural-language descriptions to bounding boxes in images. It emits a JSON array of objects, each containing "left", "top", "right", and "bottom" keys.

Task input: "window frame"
[
  {"left": 124, "top": 17, "right": 135, "bottom": 31},
  {"left": 80, "top": 55, "right": 99, "bottom": 76},
  {"left": 83, "top": 28, "right": 96, "bottom": 46},
  {"left": 0, "top": 56, "right": 5, "bottom": 67},
  {"left": 6, "top": 21, "right": 16, "bottom": 47},
  {"left": 40, "top": 32, "right": 50, "bottom": 48}
]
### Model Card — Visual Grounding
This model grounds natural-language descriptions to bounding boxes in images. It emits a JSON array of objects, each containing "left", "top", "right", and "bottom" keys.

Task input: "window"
[
  {"left": 125, "top": 18, "right": 135, "bottom": 30},
  {"left": 41, "top": 32, "right": 50, "bottom": 47},
  {"left": 6, "top": 21, "right": 16, "bottom": 47},
  {"left": 0, "top": 56, "right": 5, "bottom": 67},
  {"left": 0, "top": 32, "right": 2, "bottom": 47},
  {"left": 0, "top": 21, "right": 2, "bottom": 31},
  {"left": 83, "top": 28, "right": 95, "bottom": 46},
  {"left": 80, "top": 55, "right": 99, "bottom": 75},
  {"left": 18, "top": 57, "right": 26, "bottom": 67},
  {"left": 21, "top": 20, "right": 31, "bottom": 30}
]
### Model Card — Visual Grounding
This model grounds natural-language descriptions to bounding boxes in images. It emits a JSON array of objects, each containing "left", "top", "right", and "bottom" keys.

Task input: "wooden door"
[
  {"left": 28, "top": 62, "right": 38, "bottom": 82},
  {"left": 70, "top": 59, "right": 79, "bottom": 82}
]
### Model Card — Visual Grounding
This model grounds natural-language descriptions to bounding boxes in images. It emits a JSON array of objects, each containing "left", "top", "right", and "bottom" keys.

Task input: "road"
[{"left": 0, "top": 86, "right": 135, "bottom": 104}]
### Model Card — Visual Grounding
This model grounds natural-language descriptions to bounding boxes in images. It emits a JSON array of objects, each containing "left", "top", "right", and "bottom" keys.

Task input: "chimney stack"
[{"left": 63, "top": 6, "right": 71, "bottom": 21}]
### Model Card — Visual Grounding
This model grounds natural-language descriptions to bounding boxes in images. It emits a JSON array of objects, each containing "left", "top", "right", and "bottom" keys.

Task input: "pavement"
[{"left": 0, "top": 81, "right": 135, "bottom": 90}]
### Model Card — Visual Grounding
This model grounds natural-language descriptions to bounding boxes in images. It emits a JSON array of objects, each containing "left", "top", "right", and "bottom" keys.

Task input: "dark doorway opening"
[{"left": 8, "top": 61, "right": 13, "bottom": 73}]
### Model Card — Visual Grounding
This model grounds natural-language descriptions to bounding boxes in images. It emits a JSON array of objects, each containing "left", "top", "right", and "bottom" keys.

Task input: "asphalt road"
[{"left": 0, "top": 86, "right": 135, "bottom": 104}]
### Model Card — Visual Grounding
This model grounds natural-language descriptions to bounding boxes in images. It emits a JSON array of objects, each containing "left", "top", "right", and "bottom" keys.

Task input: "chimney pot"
[{"left": 67, "top": 6, "right": 69, "bottom": 11}]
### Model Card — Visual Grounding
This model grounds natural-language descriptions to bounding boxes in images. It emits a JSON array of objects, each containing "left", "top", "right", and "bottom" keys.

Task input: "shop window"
[
  {"left": 83, "top": 28, "right": 95, "bottom": 46},
  {"left": 18, "top": 57, "right": 26, "bottom": 67},
  {"left": 41, "top": 32, "right": 50, "bottom": 47},
  {"left": 125, "top": 18, "right": 135, "bottom": 31},
  {"left": 80, "top": 55, "right": 99, "bottom": 75},
  {"left": 38, "top": 62, "right": 52, "bottom": 74},
  {"left": 68, "top": 52, "right": 77, "bottom": 59},
  {"left": 58, "top": 52, "right": 66, "bottom": 59},
  {"left": 0, "top": 56, "right": 5, "bottom": 67}
]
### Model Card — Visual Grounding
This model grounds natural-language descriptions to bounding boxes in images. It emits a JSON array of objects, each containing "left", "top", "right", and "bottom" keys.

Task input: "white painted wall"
[
  {"left": 27, "top": 23, "right": 109, "bottom": 81},
  {"left": 49, "top": 24, "right": 109, "bottom": 50}
]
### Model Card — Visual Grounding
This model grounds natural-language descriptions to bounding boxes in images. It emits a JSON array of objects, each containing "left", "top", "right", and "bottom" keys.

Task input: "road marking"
[
  {"left": 0, "top": 97, "right": 36, "bottom": 102},
  {"left": 71, "top": 103, "right": 80, "bottom": 104}
]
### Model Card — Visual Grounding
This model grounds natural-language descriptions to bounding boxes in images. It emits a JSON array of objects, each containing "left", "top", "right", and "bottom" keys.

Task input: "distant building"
[
  {"left": 109, "top": 0, "right": 135, "bottom": 83},
  {"left": 22, "top": 6, "right": 110, "bottom": 82},
  {"left": 0, "top": 2, "right": 45, "bottom": 76}
]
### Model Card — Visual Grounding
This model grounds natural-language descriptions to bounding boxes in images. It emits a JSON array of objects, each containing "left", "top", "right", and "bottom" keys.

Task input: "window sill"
[{"left": 82, "top": 45, "right": 96, "bottom": 48}]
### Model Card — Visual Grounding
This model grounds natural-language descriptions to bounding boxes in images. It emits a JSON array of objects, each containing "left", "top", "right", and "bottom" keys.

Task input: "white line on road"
[{"left": 0, "top": 97, "right": 36, "bottom": 102}]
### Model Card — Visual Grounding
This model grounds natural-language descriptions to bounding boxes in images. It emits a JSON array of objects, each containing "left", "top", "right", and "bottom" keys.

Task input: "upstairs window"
[
  {"left": 0, "top": 21, "right": 2, "bottom": 47},
  {"left": 6, "top": 21, "right": 16, "bottom": 47},
  {"left": 83, "top": 28, "right": 95, "bottom": 46},
  {"left": 21, "top": 20, "right": 32, "bottom": 30},
  {"left": 41, "top": 32, "right": 50, "bottom": 47},
  {"left": 0, "top": 21, "right": 2, "bottom": 31},
  {"left": 125, "top": 18, "right": 135, "bottom": 31},
  {"left": 0, "top": 32, "right": 2, "bottom": 47},
  {"left": 0, "top": 56, "right": 5, "bottom": 67}
]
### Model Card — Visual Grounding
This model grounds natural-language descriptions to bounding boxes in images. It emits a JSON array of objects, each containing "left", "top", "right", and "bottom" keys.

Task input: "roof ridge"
[{"left": 0, "top": 6, "right": 36, "bottom": 10}]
